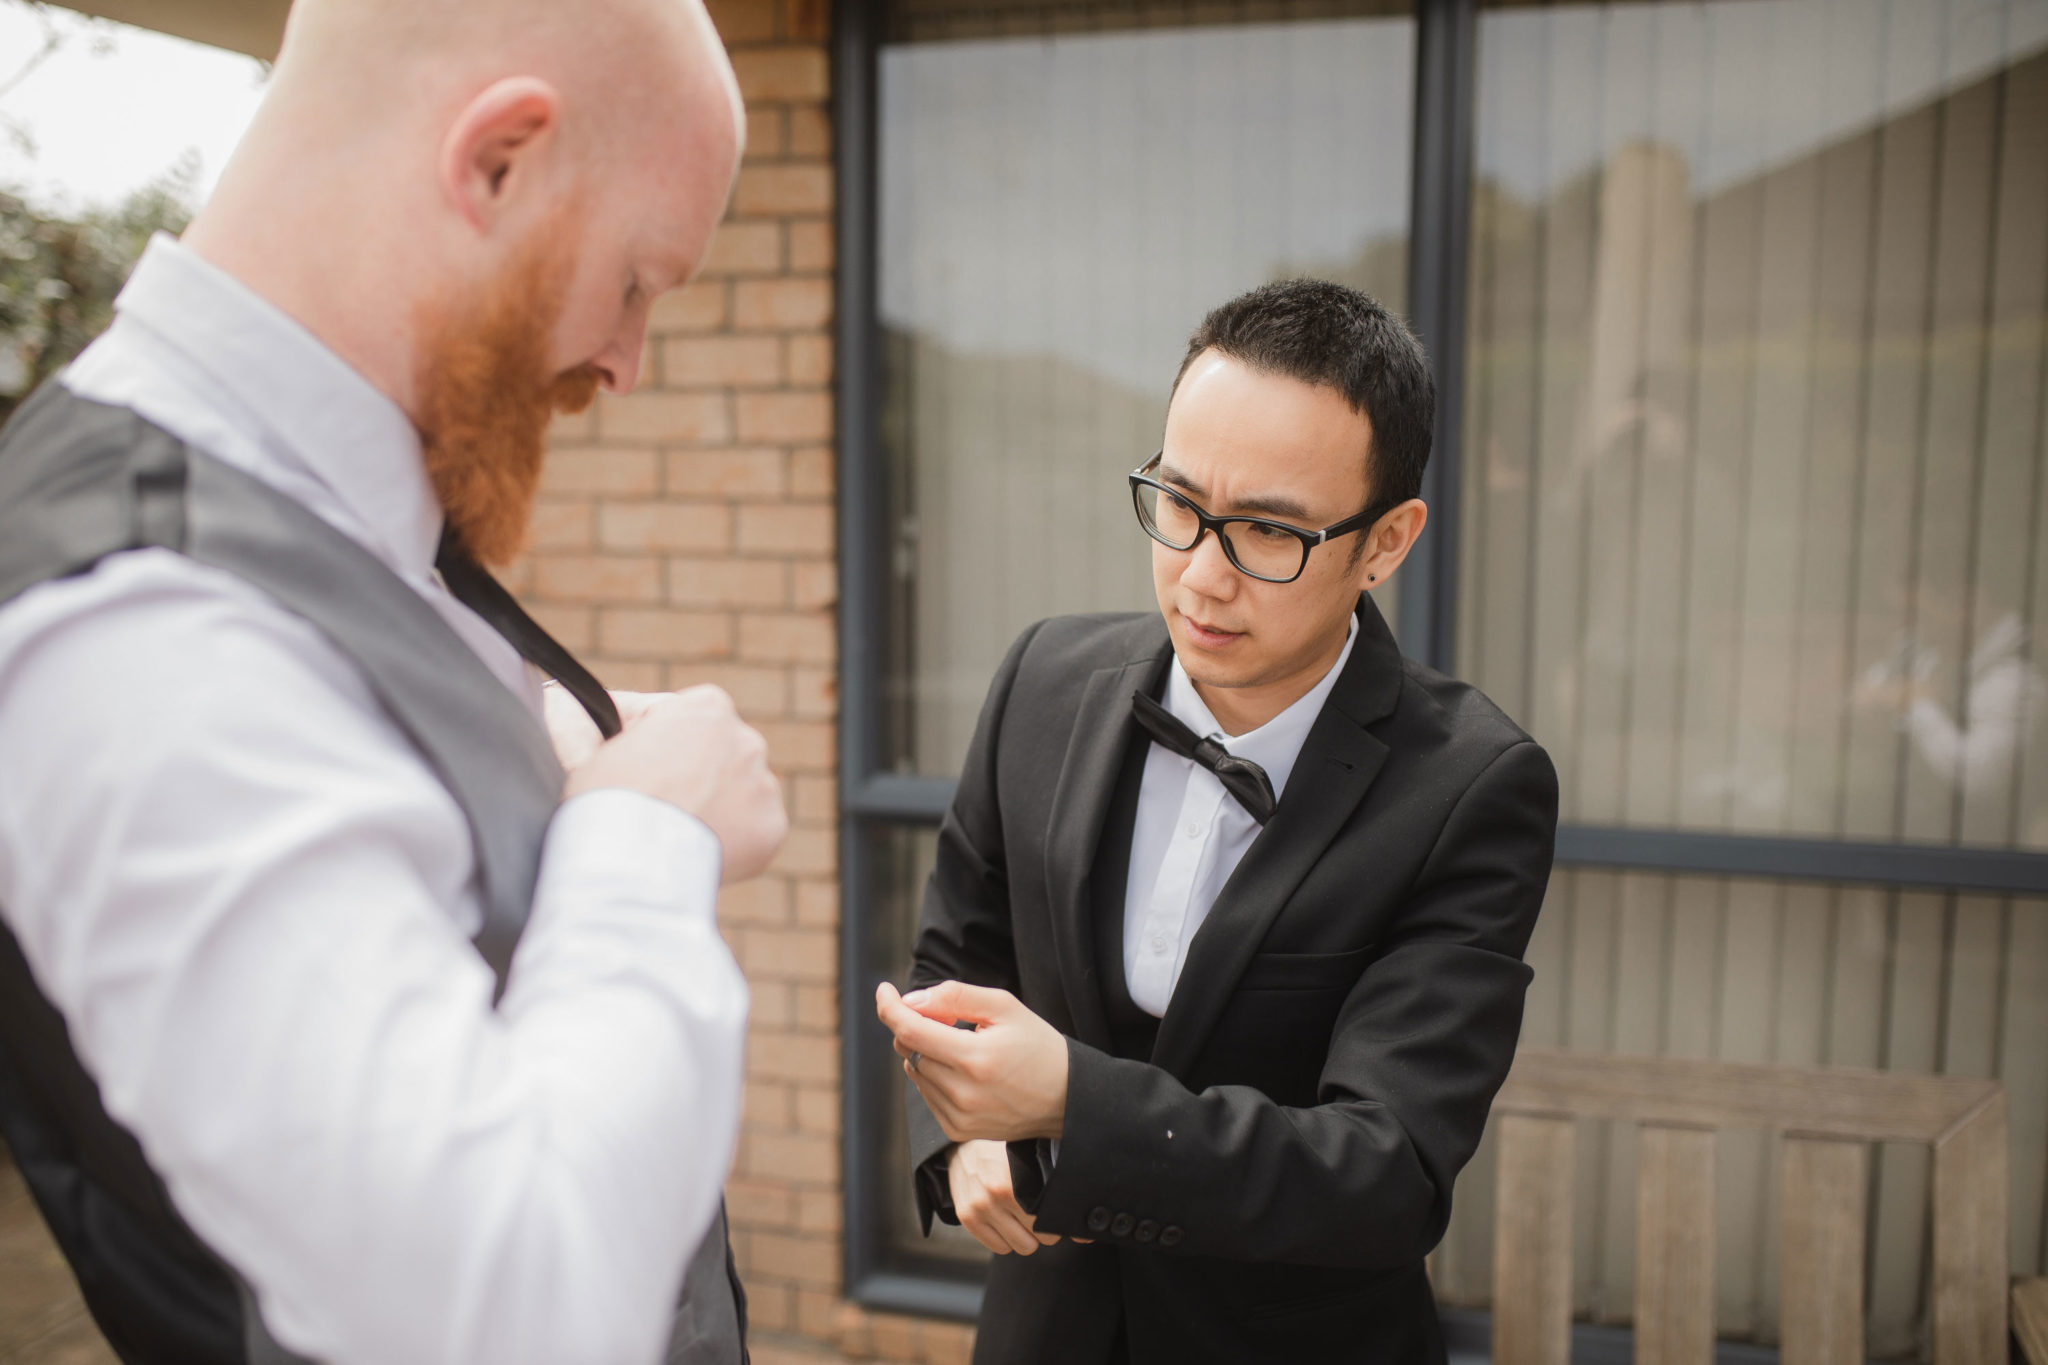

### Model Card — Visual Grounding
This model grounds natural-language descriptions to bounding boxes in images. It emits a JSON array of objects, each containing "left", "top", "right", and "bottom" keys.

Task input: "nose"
[
  {"left": 1177, "top": 528, "right": 1241, "bottom": 599},
  {"left": 595, "top": 306, "right": 653, "bottom": 393}
]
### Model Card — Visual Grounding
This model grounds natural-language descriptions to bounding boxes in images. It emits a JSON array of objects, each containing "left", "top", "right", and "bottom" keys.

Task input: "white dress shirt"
[
  {"left": 0, "top": 236, "right": 748, "bottom": 1365},
  {"left": 1123, "top": 619, "right": 1357, "bottom": 1016}
]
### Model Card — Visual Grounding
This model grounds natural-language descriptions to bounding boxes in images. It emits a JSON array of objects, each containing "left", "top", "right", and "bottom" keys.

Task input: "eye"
[
  {"left": 1246, "top": 521, "right": 1299, "bottom": 543},
  {"left": 1166, "top": 492, "right": 1197, "bottom": 515}
]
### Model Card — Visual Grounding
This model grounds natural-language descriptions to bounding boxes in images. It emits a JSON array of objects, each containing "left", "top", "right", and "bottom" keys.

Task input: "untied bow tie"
[{"left": 1130, "top": 689, "right": 1277, "bottom": 825}]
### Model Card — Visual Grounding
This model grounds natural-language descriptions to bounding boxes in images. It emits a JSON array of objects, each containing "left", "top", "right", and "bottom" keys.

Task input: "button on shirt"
[
  {"left": 0, "top": 237, "right": 748, "bottom": 1365},
  {"left": 1123, "top": 619, "right": 1358, "bottom": 1016}
]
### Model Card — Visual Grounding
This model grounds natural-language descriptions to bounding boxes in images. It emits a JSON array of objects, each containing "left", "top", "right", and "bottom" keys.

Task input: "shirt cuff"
[{"left": 534, "top": 789, "right": 723, "bottom": 923}]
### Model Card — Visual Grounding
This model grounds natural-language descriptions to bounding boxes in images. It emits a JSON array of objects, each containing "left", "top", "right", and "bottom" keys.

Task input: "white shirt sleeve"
[{"left": 0, "top": 551, "right": 747, "bottom": 1365}]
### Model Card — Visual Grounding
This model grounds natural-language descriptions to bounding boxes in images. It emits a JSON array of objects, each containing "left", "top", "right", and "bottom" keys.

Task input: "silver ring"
[{"left": 908, "top": 1051, "right": 922, "bottom": 1073}]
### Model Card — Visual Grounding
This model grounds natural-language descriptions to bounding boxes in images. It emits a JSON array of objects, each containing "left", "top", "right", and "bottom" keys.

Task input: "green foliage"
[{"left": 0, "top": 157, "right": 196, "bottom": 423}]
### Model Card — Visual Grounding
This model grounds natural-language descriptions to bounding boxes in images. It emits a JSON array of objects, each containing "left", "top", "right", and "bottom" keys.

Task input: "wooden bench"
[{"left": 1487, "top": 1049, "right": 2008, "bottom": 1365}]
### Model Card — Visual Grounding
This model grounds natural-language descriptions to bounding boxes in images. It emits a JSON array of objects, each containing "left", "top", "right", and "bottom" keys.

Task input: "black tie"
[
  {"left": 1130, "top": 689, "right": 1276, "bottom": 825},
  {"left": 435, "top": 527, "right": 622, "bottom": 740}
]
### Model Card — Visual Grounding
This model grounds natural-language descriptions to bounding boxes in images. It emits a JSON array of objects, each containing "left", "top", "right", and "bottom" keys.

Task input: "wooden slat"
[
  {"left": 1495, "top": 1048, "right": 1999, "bottom": 1142},
  {"left": 2013, "top": 1278, "right": 2048, "bottom": 1365},
  {"left": 1492, "top": 1114, "right": 1574, "bottom": 1365},
  {"left": 1635, "top": 1124, "right": 1716, "bottom": 1365},
  {"left": 1931, "top": 1094, "right": 2009, "bottom": 1365},
  {"left": 1779, "top": 1137, "right": 1867, "bottom": 1365}
]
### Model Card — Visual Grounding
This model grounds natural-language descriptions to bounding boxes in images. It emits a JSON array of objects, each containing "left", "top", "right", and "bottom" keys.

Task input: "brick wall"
[{"left": 512, "top": 1, "right": 975, "bottom": 1361}]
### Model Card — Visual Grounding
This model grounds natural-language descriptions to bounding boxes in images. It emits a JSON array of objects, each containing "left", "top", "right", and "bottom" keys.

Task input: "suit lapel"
[
  {"left": 1042, "top": 643, "right": 1170, "bottom": 1054},
  {"left": 1150, "top": 596, "right": 1406, "bottom": 1078}
]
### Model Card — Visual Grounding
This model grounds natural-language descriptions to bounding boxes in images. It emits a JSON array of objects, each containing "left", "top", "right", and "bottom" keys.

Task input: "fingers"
[
  {"left": 876, "top": 983, "right": 983, "bottom": 1070},
  {"left": 900, "top": 980, "right": 1018, "bottom": 1027}
]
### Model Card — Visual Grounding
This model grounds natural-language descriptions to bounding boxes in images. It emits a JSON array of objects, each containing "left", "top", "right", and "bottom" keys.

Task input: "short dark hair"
[{"left": 1173, "top": 278, "right": 1436, "bottom": 511}]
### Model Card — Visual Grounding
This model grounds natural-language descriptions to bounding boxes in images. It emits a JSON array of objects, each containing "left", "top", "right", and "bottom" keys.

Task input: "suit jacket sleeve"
[
  {"left": 1032, "top": 738, "right": 1558, "bottom": 1268},
  {"left": 901, "top": 620, "right": 1046, "bottom": 1231}
]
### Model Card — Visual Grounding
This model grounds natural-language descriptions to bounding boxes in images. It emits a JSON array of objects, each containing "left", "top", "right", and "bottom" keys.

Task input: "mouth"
[{"left": 1179, "top": 614, "right": 1244, "bottom": 650}]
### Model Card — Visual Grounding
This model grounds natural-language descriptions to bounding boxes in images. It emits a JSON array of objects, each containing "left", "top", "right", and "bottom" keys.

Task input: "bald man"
[{"left": 0, "top": 3, "right": 779, "bottom": 1364}]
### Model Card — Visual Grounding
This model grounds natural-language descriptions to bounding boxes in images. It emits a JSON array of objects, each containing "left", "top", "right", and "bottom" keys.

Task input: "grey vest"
[{"left": 0, "top": 383, "right": 745, "bottom": 1365}]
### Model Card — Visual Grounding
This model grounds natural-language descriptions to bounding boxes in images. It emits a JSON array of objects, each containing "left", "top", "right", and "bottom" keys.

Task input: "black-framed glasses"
[{"left": 1128, "top": 452, "right": 1392, "bottom": 584}]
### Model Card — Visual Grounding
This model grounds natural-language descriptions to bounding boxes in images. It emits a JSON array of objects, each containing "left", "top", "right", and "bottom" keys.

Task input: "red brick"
[
  {"left": 734, "top": 164, "right": 834, "bottom": 217},
  {"left": 746, "top": 978, "right": 795, "bottom": 1030},
  {"left": 795, "top": 1187, "right": 842, "bottom": 1236},
  {"left": 788, "top": 107, "right": 831, "bottom": 160},
  {"left": 532, "top": 554, "right": 664, "bottom": 604},
  {"left": 771, "top": 826, "right": 837, "bottom": 877},
  {"left": 787, "top": 0, "right": 829, "bottom": 42},
  {"left": 738, "top": 503, "right": 834, "bottom": 556},
  {"left": 867, "top": 1316, "right": 919, "bottom": 1362},
  {"left": 737, "top": 392, "right": 834, "bottom": 445},
  {"left": 735, "top": 278, "right": 833, "bottom": 331},
  {"left": 740, "top": 107, "right": 788, "bottom": 160},
  {"left": 749, "top": 1029, "right": 838, "bottom": 1085},
  {"left": 727, "top": 1177, "right": 797, "bottom": 1230},
  {"left": 598, "top": 608, "right": 734, "bottom": 660},
  {"left": 745, "top": 1134, "right": 840, "bottom": 1190},
  {"left": 747, "top": 1230, "right": 839, "bottom": 1290},
  {"left": 651, "top": 283, "right": 728, "bottom": 334},
  {"left": 528, "top": 498, "right": 594, "bottom": 551},
  {"left": 787, "top": 335, "right": 834, "bottom": 386},
  {"left": 673, "top": 661, "right": 792, "bottom": 717},
  {"left": 582, "top": 657, "right": 665, "bottom": 692},
  {"left": 666, "top": 448, "right": 787, "bottom": 498},
  {"left": 698, "top": 221, "right": 785, "bottom": 278},
  {"left": 788, "top": 221, "right": 833, "bottom": 277},
  {"left": 791, "top": 562, "right": 837, "bottom": 610},
  {"left": 794, "top": 1087, "right": 840, "bottom": 1136},
  {"left": 795, "top": 880, "right": 839, "bottom": 928},
  {"left": 741, "top": 612, "right": 835, "bottom": 664},
  {"left": 598, "top": 502, "right": 733, "bottom": 552},
  {"left": 732, "top": 47, "right": 831, "bottom": 102},
  {"left": 666, "top": 335, "right": 784, "bottom": 388},
  {"left": 706, "top": 0, "right": 778, "bottom": 42},
  {"left": 597, "top": 390, "right": 732, "bottom": 445},
  {"left": 757, "top": 719, "right": 835, "bottom": 771},
  {"left": 794, "top": 983, "right": 837, "bottom": 1032},
  {"left": 742, "top": 926, "right": 837, "bottom": 983},
  {"left": 743, "top": 1281, "right": 794, "bottom": 1333},
  {"left": 720, "top": 876, "right": 792, "bottom": 927},
  {"left": 743, "top": 1079, "right": 795, "bottom": 1129},
  {"left": 923, "top": 1323, "right": 977, "bottom": 1365},
  {"left": 792, "top": 774, "right": 836, "bottom": 825},
  {"left": 541, "top": 447, "right": 659, "bottom": 496},
  {"left": 669, "top": 557, "right": 790, "bottom": 609},
  {"left": 789, "top": 445, "right": 835, "bottom": 499}
]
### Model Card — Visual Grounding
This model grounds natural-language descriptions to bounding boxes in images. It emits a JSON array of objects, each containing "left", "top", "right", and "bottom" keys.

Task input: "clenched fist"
[{"left": 564, "top": 685, "right": 787, "bottom": 884}]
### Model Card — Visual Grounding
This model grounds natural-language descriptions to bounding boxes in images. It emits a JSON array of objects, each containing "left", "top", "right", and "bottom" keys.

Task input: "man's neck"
[{"left": 1190, "top": 619, "right": 1353, "bottom": 737}]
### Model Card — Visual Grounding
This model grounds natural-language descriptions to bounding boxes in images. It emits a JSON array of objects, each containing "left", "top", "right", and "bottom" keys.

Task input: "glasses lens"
[
  {"left": 1219, "top": 521, "right": 1309, "bottom": 582},
  {"left": 1135, "top": 481, "right": 1201, "bottom": 549}
]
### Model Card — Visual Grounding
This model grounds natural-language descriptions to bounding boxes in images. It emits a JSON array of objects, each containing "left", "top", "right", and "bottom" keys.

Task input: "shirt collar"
[
  {"left": 1163, "top": 613, "right": 1360, "bottom": 802},
  {"left": 110, "top": 234, "right": 442, "bottom": 578}
]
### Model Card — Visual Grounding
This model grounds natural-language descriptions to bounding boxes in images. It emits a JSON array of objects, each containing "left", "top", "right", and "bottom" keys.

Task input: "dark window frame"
[{"left": 830, "top": 0, "right": 2048, "bottom": 1318}]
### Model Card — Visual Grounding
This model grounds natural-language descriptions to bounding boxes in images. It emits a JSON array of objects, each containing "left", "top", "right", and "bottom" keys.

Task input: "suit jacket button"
[
  {"left": 1134, "top": 1219, "right": 1159, "bottom": 1243},
  {"left": 1087, "top": 1207, "right": 1112, "bottom": 1233},
  {"left": 1110, "top": 1213, "right": 1135, "bottom": 1238},
  {"left": 1158, "top": 1225, "right": 1184, "bottom": 1248}
]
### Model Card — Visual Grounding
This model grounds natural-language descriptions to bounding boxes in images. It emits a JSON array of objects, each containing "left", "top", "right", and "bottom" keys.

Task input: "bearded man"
[{"left": 0, "top": 2, "right": 784, "bottom": 1363}]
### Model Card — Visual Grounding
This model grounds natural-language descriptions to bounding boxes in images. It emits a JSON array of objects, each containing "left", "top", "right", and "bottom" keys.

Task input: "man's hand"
[
  {"left": 564, "top": 685, "right": 787, "bottom": 883},
  {"left": 946, "top": 1139, "right": 1061, "bottom": 1256},
  {"left": 874, "top": 981, "right": 1068, "bottom": 1142},
  {"left": 543, "top": 684, "right": 662, "bottom": 769}
]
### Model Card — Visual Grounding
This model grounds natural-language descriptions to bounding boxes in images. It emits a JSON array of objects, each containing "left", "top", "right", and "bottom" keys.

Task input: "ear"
[
  {"left": 439, "top": 76, "right": 563, "bottom": 234},
  {"left": 1355, "top": 499, "right": 1428, "bottom": 590}
]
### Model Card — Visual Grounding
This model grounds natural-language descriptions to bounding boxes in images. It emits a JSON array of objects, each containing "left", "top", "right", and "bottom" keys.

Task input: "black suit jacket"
[{"left": 905, "top": 597, "right": 1558, "bottom": 1364}]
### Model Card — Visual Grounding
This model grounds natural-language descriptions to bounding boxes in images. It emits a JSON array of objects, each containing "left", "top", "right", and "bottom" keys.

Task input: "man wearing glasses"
[{"left": 876, "top": 280, "right": 1559, "bottom": 1363}]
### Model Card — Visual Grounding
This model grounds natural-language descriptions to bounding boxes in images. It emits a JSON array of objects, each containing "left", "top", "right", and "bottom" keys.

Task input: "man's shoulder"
[
  {"left": 1389, "top": 655, "right": 1548, "bottom": 777},
  {"left": 1009, "top": 611, "right": 1166, "bottom": 680}
]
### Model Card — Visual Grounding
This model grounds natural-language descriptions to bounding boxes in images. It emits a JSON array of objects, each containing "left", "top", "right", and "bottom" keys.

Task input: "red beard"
[{"left": 414, "top": 225, "right": 602, "bottom": 567}]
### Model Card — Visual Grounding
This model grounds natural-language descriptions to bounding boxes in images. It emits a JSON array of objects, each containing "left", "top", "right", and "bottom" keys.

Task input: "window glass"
[
  {"left": 877, "top": 0, "right": 1416, "bottom": 776},
  {"left": 1456, "top": 0, "right": 2048, "bottom": 849}
]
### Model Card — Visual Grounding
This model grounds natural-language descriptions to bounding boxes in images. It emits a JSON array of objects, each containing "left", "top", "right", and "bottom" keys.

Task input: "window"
[{"left": 836, "top": 0, "right": 2048, "bottom": 1336}]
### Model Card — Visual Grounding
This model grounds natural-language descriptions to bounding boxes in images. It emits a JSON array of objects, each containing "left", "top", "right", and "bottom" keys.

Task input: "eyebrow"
[{"left": 1157, "top": 462, "right": 1316, "bottom": 521}]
